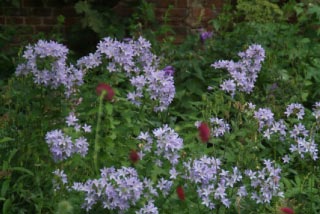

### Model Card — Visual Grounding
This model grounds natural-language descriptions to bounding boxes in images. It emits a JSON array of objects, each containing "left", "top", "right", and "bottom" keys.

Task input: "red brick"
[
  {"left": 172, "top": 25, "right": 187, "bottom": 34},
  {"left": 33, "top": 8, "right": 52, "bottom": 16},
  {"left": 112, "top": 6, "right": 134, "bottom": 17},
  {"left": 155, "top": 8, "right": 187, "bottom": 19},
  {"left": 35, "top": 25, "right": 53, "bottom": 33},
  {"left": 43, "top": 0, "right": 65, "bottom": 7},
  {"left": 22, "top": 0, "right": 43, "bottom": 7},
  {"left": 210, "top": 0, "right": 224, "bottom": 9},
  {"left": 53, "top": 7, "right": 78, "bottom": 17},
  {"left": 191, "top": 7, "right": 204, "bottom": 18},
  {"left": 4, "top": 8, "right": 28, "bottom": 16},
  {"left": 154, "top": 0, "right": 174, "bottom": 8},
  {"left": 42, "top": 17, "right": 56, "bottom": 25},
  {"left": 25, "top": 16, "right": 42, "bottom": 25},
  {"left": 64, "top": 17, "right": 80, "bottom": 26},
  {"left": 5, "top": 16, "right": 25, "bottom": 25},
  {"left": 170, "top": 8, "right": 187, "bottom": 18},
  {"left": 175, "top": 0, "right": 187, "bottom": 8},
  {"left": 0, "top": 16, "right": 5, "bottom": 24},
  {"left": 202, "top": 8, "right": 215, "bottom": 21}
]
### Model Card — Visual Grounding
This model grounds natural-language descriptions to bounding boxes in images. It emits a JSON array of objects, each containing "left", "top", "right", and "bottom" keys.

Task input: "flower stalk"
[{"left": 93, "top": 91, "right": 106, "bottom": 173}]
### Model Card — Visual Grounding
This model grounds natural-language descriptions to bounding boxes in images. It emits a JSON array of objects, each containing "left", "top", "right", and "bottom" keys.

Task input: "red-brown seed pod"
[
  {"left": 176, "top": 186, "right": 185, "bottom": 201},
  {"left": 198, "top": 122, "right": 210, "bottom": 143},
  {"left": 96, "top": 83, "right": 115, "bottom": 101}
]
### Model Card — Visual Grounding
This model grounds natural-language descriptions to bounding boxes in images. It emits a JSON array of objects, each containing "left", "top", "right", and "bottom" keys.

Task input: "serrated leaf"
[
  {"left": 74, "top": 1, "right": 90, "bottom": 14},
  {"left": 105, "top": 103, "right": 113, "bottom": 115}
]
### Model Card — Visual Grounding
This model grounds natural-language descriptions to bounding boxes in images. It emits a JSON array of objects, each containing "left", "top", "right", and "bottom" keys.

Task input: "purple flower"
[
  {"left": 145, "top": 67, "right": 176, "bottom": 112},
  {"left": 72, "top": 167, "right": 144, "bottom": 212},
  {"left": 82, "top": 124, "right": 92, "bottom": 133},
  {"left": 45, "top": 129, "right": 74, "bottom": 162},
  {"left": 284, "top": 103, "right": 305, "bottom": 120},
  {"left": 244, "top": 160, "right": 283, "bottom": 204},
  {"left": 183, "top": 156, "right": 243, "bottom": 209},
  {"left": 254, "top": 108, "right": 274, "bottom": 130},
  {"left": 16, "top": 40, "right": 84, "bottom": 97},
  {"left": 289, "top": 137, "right": 318, "bottom": 160},
  {"left": 74, "top": 137, "right": 89, "bottom": 157},
  {"left": 78, "top": 36, "right": 175, "bottom": 112},
  {"left": 312, "top": 101, "right": 320, "bottom": 120},
  {"left": 289, "top": 123, "right": 309, "bottom": 139},
  {"left": 237, "top": 186, "right": 248, "bottom": 197},
  {"left": 282, "top": 155, "right": 290, "bottom": 163},
  {"left": 138, "top": 125, "right": 183, "bottom": 166},
  {"left": 220, "top": 79, "right": 236, "bottom": 97},
  {"left": 162, "top": 65, "right": 175, "bottom": 76},
  {"left": 200, "top": 29, "right": 213, "bottom": 42},
  {"left": 156, "top": 178, "right": 173, "bottom": 196},
  {"left": 66, "top": 112, "right": 78, "bottom": 127},
  {"left": 212, "top": 44, "right": 265, "bottom": 95},
  {"left": 46, "top": 126, "right": 90, "bottom": 161},
  {"left": 209, "top": 117, "right": 230, "bottom": 137},
  {"left": 53, "top": 169, "right": 68, "bottom": 191},
  {"left": 136, "top": 200, "right": 158, "bottom": 214}
]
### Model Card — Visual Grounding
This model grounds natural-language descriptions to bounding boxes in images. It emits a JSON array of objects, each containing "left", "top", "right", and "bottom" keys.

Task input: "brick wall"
[
  {"left": 0, "top": 0, "right": 79, "bottom": 38},
  {"left": 0, "top": 0, "right": 224, "bottom": 44}
]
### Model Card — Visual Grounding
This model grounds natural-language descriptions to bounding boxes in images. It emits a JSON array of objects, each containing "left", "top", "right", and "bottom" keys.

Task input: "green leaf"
[
  {"left": 1, "top": 179, "right": 10, "bottom": 198},
  {"left": 74, "top": 1, "right": 90, "bottom": 14},
  {"left": 8, "top": 149, "right": 18, "bottom": 164},
  {"left": 0, "top": 137, "right": 14, "bottom": 144},
  {"left": 10, "top": 167, "right": 34, "bottom": 176},
  {"left": 2, "top": 198, "right": 12, "bottom": 214},
  {"left": 105, "top": 103, "right": 113, "bottom": 115}
]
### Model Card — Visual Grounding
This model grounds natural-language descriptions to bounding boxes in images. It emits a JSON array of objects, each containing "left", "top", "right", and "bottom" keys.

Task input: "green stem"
[{"left": 94, "top": 92, "right": 105, "bottom": 173}]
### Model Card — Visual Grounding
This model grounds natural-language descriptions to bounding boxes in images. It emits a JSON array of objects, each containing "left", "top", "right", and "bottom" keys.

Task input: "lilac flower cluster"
[
  {"left": 45, "top": 129, "right": 89, "bottom": 161},
  {"left": 261, "top": 119, "right": 287, "bottom": 140},
  {"left": 245, "top": 160, "right": 283, "bottom": 203},
  {"left": 52, "top": 169, "right": 68, "bottom": 191},
  {"left": 137, "top": 124, "right": 183, "bottom": 166},
  {"left": 254, "top": 108, "right": 274, "bottom": 131},
  {"left": 183, "top": 156, "right": 282, "bottom": 209},
  {"left": 65, "top": 112, "right": 92, "bottom": 133},
  {"left": 289, "top": 137, "right": 318, "bottom": 160},
  {"left": 156, "top": 177, "right": 173, "bottom": 197},
  {"left": 72, "top": 167, "right": 144, "bottom": 212},
  {"left": 45, "top": 112, "right": 91, "bottom": 161},
  {"left": 288, "top": 122, "right": 318, "bottom": 160},
  {"left": 212, "top": 44, "right": 265, "bottom": 96},
  {"left": 45, "top": 130, "right": 74, "bottom": 161},
  {"left": 312, "top": 102, "right": 320, "bottom": 120},
  {"left": 144, "top": 66, "right": 176, "bottom": 112},
  {"left": 77, "top": 37, "right": 175, "bottom": 111},
  {"left": 289, "top": 123, "right": 309, "bottom": 139},
  {"left": 209, "top": 117, "right": 230, "bottom": 137},
  {"left": 135, "top": 200, "right": 158, "bottom": 214},
  {"left": 252, "top": 103, "right": 318, "bottom": 160},
  {"left": 284, "top": 103, "right": 305, "bottom": 120},
  {"left": 15, "top": 40, "right": 84, "bottom": 97},
  {"left": 183, "top": 156, "right": 241, "bottom": 209}
]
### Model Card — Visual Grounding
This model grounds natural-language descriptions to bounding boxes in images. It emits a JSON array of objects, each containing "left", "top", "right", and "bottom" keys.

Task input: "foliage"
[
  {"left": 1, "top": 0, "right": 320, "bottom": 213},
  {"left": 236, "top": 0, "right": 284, "bottom": 23}
]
